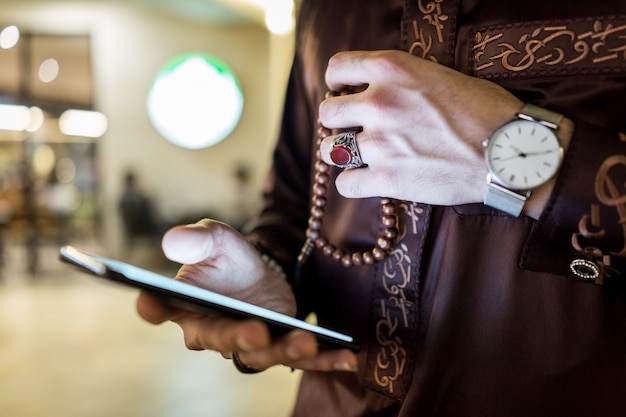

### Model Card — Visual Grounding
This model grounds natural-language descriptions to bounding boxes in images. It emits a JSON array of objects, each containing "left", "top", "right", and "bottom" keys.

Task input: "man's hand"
[
  {"left": 136, "top": 219, "right": 358, "bottom": 372},
  {"left": 319, "top": 50, "right": 523, "bottom": 206}
]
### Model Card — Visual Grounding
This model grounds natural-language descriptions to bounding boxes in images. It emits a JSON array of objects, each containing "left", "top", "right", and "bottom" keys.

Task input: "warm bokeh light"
[
  {"left": 59, "top": 109, "right": 108, "bottom": 138},
  {"left": 0, "top": 104, "right": 32, "bottom": 131},
  {"left": 146, "top": 54, "right": 244, "bottom": 150},
  {"left": 0, "top": 25, "right": 20, "bottom": 49},
  {"left": 39, "top": 58, "right": 60, "bottom": 83},
  {"left": 265, "top": 0, "right": 294, "bottom": 35},
  {"left": 32, "top": 144, "right": 57, "bottom": 177},
  {"left": 27, "top": 106, "right": 45, "bottom": 132},
  {"left": 55, "top": 157, "right": 77, "bottom": 184}
]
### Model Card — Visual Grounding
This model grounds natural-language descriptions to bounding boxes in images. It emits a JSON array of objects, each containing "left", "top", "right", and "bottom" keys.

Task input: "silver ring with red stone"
[{"left": 329, "top": 131, "right": 365, "bottom": 169}]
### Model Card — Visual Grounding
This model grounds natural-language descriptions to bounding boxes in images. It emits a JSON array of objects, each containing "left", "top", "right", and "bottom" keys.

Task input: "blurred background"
[{"left": 0, "top": 0, "right": 301, "bottom": 416}]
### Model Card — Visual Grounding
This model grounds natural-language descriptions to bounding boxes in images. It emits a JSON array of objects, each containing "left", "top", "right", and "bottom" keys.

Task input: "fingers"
[
  {"left": 172, "top": 312, "right": 359, "bottom": 373},
  {"left": 229, "top": 330, "right": 359, "bottom": 373},
  {"left": 319, "top": 93, "right": 367, "bottom": 130},
  {"left": 321, "top": 51, "right": 398, "bottom": 129},
  {"left": 175, "top": 315, "right": 272, "bottom": 353},
  {"left": 136, "top": 291, "right": 176, "bottom": 324},
  {"left": 325, "top": 50, "right": 397, "bottom": 92}
]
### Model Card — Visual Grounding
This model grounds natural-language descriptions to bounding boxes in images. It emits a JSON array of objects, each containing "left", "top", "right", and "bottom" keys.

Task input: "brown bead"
[
  {"left": 351, "top": 252, "right": 363, "bottom": 266},
  {"left": 382, "top": 215, "right": 396, "bottom": 228},
  {"left": 313, "top": 196, "right": 327, "bottom": 208},
  {"left": 308, "top": 218, "right": 322, "bottom": 230},
  {"left": 332, "top": 249, "right": 344, "bottom": 262},
  {"left": 363, "top": 251, "right": 375, "bottom": 265},
  {"left": 377, "top": 237, "right": 391, "bottom": 251},
  {"left": 315, "top": 237, "right": 328, "bottom": 249},
  {"left": 341, "top": 254, "right": 353, "bottom": 268},
  {"left": 315, "top": 161, "right": 330, "bottom": 174},
  {"left": 311, "top": 206, "right": 324, "bottom": 219},
  {"left": 306, "top": 229, "right": 320, "bottom": 240},
  {"left": 315, "top": 172, "right": 329, "bottom": 185},
  {"left": 322, "top": 244, "right": 335, "bottom": 257},
  {"left": 313, "top": 183, "right": 327, "bottom": 197},
  {"left": 385, "top": 227, "right": 399, "bottom": 241},
  {"left": 318, "top": 126, "right": 332, "bottom": 139},
  {"left": 382, "top": 203, "right": 396, "bottom": 215},
  {"left": 372, "top": 246, "right": 386, "bottom": 261}
]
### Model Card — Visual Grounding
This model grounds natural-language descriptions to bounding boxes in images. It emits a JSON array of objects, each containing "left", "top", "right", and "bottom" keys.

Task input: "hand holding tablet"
[{"left": 59, "top": 245, "right": 360, "bottom": 353}]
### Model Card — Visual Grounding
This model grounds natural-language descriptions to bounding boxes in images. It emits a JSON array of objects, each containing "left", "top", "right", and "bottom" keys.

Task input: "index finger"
[
  {"left": 325, "top": 51, "right": 372, "bottom": 92},
  {"left": 136, "top": 290, "right": 178, "bottom": 324}
]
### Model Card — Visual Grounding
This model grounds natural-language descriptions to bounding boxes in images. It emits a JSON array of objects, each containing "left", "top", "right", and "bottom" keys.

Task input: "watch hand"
[
  {"left": 498, "top": 154, "right": 524, "bottom": 162},
  {"left": 498, "top": 145, "right": 527, "bottom": 161},
  {"left": 523, "top": 149, "right": 556, "bottom": 157},
  {"left": 504, "top": 146, "right": 555, "bottom": 159}
]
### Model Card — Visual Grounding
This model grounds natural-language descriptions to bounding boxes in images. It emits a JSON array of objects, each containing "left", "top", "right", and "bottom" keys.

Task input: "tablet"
[{"left": 59, "top": 245, "right": 360, "bottom": 353}]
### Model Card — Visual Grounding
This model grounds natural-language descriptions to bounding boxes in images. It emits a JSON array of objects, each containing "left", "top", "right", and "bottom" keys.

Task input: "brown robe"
[{"left": 247, "top": 1, "right": 626, "bottom": 415}]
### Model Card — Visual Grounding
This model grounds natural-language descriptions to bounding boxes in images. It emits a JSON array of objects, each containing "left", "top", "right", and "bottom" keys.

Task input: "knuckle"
[
  {"left": 335, "top": 175, "right": 362, "bottom": 198},
  {"left": 370, "top": 50, "right": 405, "bottom": 76},
  {"left": 318, "top": 100, "right": 332, "bottom": 122},
  {"left": 380, "top": 167, "right": 401, "bottom": 197},
  {"left": 183, "top": 334, "right": 204, "bottom": 351}
]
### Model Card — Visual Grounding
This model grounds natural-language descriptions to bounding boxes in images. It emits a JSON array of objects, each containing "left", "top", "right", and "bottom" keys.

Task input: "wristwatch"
[{"left": 483, "top": 103, "right": 564, "bottom": 217}]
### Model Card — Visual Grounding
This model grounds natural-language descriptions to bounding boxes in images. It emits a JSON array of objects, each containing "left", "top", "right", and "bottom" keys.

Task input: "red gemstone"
[{"left": 330, "top": 146, "right": 352, "bottom": 166}]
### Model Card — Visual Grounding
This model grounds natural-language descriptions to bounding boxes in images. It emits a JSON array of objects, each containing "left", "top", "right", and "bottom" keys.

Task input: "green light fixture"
[{"left": 147, "top": 53, "right": 244, "bottom": 149}]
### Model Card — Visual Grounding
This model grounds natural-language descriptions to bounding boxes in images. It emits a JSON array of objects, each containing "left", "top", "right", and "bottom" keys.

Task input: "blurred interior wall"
[{"left": 0, "top": 1, "right": 295, "bottom": 257}]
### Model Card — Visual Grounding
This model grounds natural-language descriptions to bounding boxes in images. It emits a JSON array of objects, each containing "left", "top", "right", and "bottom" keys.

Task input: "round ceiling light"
[{"left": 146, "top": 53, "right": 244, "bottom": 150}]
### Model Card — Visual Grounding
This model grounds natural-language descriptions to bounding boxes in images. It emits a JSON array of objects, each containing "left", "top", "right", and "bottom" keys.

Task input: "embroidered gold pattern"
[
  {"left": 403, "top": 202, "right": 426, "bottom": 236},
  {"left": 371, "top": 202, "right": 425, "bottom": 393},
  {"left": 374, "top": 244, "right": 412, "bottom": 393},
  {"left": 572, "top": 151, "right": 626, "bottom": 283},
  {"left": 370, "top": 0, "right": 451, "bottom": 396},
  {"left": 408, "top": 0, "right": 449, "bottom": 61},
  {"left": 472, "top": 17, "right": 626, "bottom": 78}
]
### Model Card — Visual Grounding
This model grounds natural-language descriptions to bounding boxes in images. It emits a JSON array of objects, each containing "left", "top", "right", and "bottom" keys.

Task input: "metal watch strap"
[
  {"left": 517, "top": 103, "right": 563, "bottom": 129},
  {"left": 484, "top": 180, "right": 530, "bottom": 217},
  {"left": 484, "top": 104, "right": 562, "bottom": 217}
]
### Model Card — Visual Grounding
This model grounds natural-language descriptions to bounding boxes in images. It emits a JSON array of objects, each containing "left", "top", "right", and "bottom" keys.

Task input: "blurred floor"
[{"left": 0, "top": 241, "right": 301, "bottom": 417}]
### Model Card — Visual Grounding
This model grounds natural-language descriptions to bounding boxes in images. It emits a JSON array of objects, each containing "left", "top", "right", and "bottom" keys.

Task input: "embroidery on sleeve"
[{"left": 471, "top": 16, "right": 626, "bottom": 79}]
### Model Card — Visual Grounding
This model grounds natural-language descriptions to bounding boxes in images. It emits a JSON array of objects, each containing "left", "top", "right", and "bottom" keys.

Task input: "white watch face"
[{"left": 486, "top": 119, "right": 562, "bottom": 190}]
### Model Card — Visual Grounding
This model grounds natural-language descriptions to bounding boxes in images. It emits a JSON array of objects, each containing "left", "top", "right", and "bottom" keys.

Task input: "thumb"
[{"left": 161, "top": 219, "right": 233, "bottom": 265}]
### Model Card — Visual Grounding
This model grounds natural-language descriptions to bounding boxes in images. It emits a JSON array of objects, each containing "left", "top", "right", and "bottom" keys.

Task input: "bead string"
[{"left": 297, "top": 91, "right": 400, "bottom": 268}]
